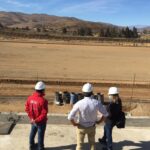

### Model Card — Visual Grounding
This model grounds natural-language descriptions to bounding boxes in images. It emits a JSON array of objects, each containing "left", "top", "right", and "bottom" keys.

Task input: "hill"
[
  {"left": 136, "top": 26, "right": 150, "bottom": 32},
  {"left": 0, "top": 11, "right": 116, "bottom": 35},
  {"left": 0, "top": 11, "right": 141, "bottom": 38}
]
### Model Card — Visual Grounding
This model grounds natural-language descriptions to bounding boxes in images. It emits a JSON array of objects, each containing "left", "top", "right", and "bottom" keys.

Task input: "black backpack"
[{"left": 116, "top": 111, "right": 126, "bottom": 128}]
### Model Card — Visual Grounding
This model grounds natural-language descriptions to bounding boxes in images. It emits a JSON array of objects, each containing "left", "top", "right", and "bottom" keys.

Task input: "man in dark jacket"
[
  {"left": 25, "top": 81, "right": 48, "bottom": 150},
  {"left": 98, "top": 87, "right": 122, "bottom": 150}
]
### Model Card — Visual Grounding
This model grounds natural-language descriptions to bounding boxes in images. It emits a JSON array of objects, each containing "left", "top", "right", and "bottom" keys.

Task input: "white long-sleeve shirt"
[{"left": 68, "top": 97, "right": 108, "bottom": 127}]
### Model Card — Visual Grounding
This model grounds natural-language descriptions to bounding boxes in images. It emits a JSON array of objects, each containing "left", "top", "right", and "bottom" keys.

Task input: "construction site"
[{"left": 0, "top": 40, "right": 150, "bottom": 150}]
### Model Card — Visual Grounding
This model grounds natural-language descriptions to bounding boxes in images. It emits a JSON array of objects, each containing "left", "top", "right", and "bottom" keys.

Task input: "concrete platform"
[
  {"left": 0, "top": 124, "right": 150, "bottom": 150},
  {"left": 0, "top": 122, "right": 14, "bottom": 135},
  {"left": 0, "top": 113, "right": 150, "bottom": 127}
]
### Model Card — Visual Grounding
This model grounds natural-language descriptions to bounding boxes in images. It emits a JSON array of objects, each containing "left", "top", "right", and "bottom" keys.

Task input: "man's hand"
[
  {"left": 70, "top": 119, "right": 80, "bottom": 126},
  {"left": 73, "top": 122, "right": 80, "bottom": 126},
  {"left": 96, "top": 116, "right": 106, "bottom": 124},
  {"left": 31, "top": 119, "right": 35, "bottom": 124}
]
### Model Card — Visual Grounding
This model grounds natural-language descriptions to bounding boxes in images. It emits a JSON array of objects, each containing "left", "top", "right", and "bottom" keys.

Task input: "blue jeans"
[
  {"left": 102, "top": 122, "right": 115, "bottom": 150},
  {"left": 29, "top": 122, "right": 46, "bottom": 150}
]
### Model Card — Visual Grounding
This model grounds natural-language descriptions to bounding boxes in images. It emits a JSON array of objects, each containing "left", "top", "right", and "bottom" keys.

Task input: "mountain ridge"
[
  {"left": 0, "top": 11, "right": 149, "bottom": 36},
  {"left": 0, "top": 11, "right": 117, "bottom": 30}
]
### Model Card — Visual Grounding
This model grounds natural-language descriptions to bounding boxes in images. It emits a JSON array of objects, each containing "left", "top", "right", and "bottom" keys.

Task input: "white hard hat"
[
  {"left": 35, "top": 81, "right": 46, "bottom": 90},
  {"left": 108, "top": 87, "right": 119, "bottom": 95},
  {"left": 82, "top": 83, "right": 93, "bottom": 93}
]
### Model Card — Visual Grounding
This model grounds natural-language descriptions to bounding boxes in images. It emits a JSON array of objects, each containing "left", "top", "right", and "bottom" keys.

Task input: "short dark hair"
[
  {"left": 36, "top": 89, "right": 45, "bottom": 93},
  {"left": 83, "top": 92, "right": 93, "bottom": 97},
  {"left": 112, "top": 94, "right": 119, "bottom": 97}
]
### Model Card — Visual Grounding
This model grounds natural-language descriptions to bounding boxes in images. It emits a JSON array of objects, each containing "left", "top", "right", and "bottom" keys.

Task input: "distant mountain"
[
  {"left": 131, "top": 25, "right": 150, "bottom": 32},
  {"left": 0, "top": 11, "right": 118, "bottom": 34},
  {"left": 142, "top": 26, "right": 150, "bottom": 30},
  {"left": 0, "top": 11, "right": 145, "bottom": 38},
  {"left": 129, "top": 25, "right": 149, "bottom": 28}
]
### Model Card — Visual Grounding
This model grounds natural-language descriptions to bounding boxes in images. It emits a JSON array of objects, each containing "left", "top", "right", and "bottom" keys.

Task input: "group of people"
[{"left": 25, "top": 81, "right": 124, "bottom": 150}]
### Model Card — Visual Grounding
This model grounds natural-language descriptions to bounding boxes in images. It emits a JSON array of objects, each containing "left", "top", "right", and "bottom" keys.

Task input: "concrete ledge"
[
  {"left": 0, "top": 122, "right": 14, "bottom": 135},
  {"left": 0, "top": 112, "right": 150, "bottom": 127},
  {"left": 1, "top": 112, "right": 150, "bottom": 118}
]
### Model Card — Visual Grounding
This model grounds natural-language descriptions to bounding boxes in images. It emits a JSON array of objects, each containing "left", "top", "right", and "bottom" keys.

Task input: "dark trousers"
[
  {"left": 29, "top": 122, "right": 46, "bottom": 150},
  {"left": 102, "top": 122, "right": 115, "bottom": 150}
]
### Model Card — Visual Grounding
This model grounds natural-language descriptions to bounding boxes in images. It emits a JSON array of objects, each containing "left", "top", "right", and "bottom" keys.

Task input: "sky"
[{"left": 0, "top": 0, "right": 149, "bottom": 26}]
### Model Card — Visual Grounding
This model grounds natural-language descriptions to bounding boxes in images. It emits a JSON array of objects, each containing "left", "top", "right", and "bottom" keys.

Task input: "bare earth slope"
[{"left": 0, "top": 11, "right": 114, "bottom": 31}]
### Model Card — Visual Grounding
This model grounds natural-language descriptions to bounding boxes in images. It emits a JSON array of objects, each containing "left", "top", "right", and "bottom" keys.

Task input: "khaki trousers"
[{"left": 76, "top": 125, "right": 96, "bottom": 150}]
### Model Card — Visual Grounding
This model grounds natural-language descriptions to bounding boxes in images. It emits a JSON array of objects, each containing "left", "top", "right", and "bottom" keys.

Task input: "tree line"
[
  {"left": 65, "top": 26, "right": 139, "bottom": 38},
  {"left": 0, "top": 22, "right": 139, "bottom": 39},
  {"left": 99, "top": 27, "right": 138, "bottom": 38}
]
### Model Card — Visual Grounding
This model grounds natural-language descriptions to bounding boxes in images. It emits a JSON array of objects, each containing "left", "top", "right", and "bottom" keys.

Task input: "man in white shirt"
[{"left": 68, "top": 83, "right": 108, "bottom": 150}]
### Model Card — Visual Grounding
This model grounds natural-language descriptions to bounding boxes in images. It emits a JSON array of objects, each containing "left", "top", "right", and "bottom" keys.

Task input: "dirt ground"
[
  {"left": 0, "top": 41, "right": 150, "bottom": 116},
  {"left": 0, "top": 41, "right": 150, "bottom": 81},
  {"left": 0, "top": 83, "right": 149, "bottom": 116}
]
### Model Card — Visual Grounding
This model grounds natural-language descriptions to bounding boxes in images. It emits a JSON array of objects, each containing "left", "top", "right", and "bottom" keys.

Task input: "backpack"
[{"left": 116, "top": 111, "right": 126, "bottom": 128}]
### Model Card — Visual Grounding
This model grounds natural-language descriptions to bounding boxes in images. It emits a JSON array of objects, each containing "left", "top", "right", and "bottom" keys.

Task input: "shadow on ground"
[
  {"left": 114, "top": 140, "right": 150, "bottom": 150},
  {"left": 45, "top": 140, "right": 150, "bottom": 150},
  {"left": 45, "top": 143, "right": 101, "bottom": 150}
]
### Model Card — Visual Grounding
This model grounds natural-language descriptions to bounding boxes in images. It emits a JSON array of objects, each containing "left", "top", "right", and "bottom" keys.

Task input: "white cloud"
[
  {"left": 0, "top": 0, "right": 124, "bottom": 16},
  {"left": 3, "top": 0, "right": 64, "bottom": 13},
  {"left": 6, "top": 0, "right": 32, "bottom": 8},
  {"left": 57, "top": 0, "right": 123, "bottom": 15}
]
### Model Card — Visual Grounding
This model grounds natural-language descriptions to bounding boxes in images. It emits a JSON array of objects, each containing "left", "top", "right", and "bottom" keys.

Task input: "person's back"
[
  {"left": 68, "top": 83, "right": 108, "bottom": 150},
  {"left": 25, "top": 81, "right": 48, "bottom": 150},
  {"left": 75, "top": 97, "right": 104, "bottom": 127},
  {"left": 99, "top": 87, "right": 122, "bottom": 150},
  {"left": 26, "top": 92, "right": 48, "bottom": 123},
  {"left": 107, "top": 98, "right": 122, "bottom": 124}
]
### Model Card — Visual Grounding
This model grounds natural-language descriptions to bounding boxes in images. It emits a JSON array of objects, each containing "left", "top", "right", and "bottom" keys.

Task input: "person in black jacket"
[{"left": 98, "top": 87, "right": 122, "bottom": 150}]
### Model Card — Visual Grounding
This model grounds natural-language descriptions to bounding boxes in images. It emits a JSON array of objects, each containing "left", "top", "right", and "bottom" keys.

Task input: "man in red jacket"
[{"left": 25, "top": 81, "right": 48, "bottom": 150}]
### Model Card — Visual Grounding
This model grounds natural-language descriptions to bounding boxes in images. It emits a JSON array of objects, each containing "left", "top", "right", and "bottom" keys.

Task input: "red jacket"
[{"left": 25, "top": 92, "right": 48, "bottom": 124}]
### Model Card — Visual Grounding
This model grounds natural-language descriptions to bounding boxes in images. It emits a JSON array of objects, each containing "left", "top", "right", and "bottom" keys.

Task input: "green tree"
[
  {"left": 119, "top": 28, "right": 125, "bottom": 37},
  {"left": 111, "top": 27, "right": 119, "bottom": 37},
  {"left": 105, "top": 28, "right": 111, "bottom": 37},
  {"left": 85, "top": 28, "right": 92, "bottom": 36},
  {"left": 133, "top": 27, "right": 138, "bottom": 38},
  {"left": 0, "top": 23, "right": 4, "bottom": 29},
  {"left": 77, "top": 27, "right": 93, "bottom": 36},
  {"left": 77, "top": 27, "right": 85, "bottom": 36},
  {"left": 99, "top": 28, "right": 105, "bottom": 37},
  {"left": 62, "top": 27, "right": 67, "bottom": 34},
  {"left": 36, "top": 27, "right": 41, "bottom": 32},
  {"left": 124, "top": 27, "right": 131, "bottom": 38}
]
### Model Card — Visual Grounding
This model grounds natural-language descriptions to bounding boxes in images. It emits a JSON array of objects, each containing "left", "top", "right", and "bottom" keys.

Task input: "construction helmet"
[
  {"left": 108, "top": 87, "right": 119, "bottom": 95},
  {"left": 35, "top": 81, "right": 46, "bottom": 90},
  {"left": 82, "top": 83, "right": 93, "bottom": 93}
]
